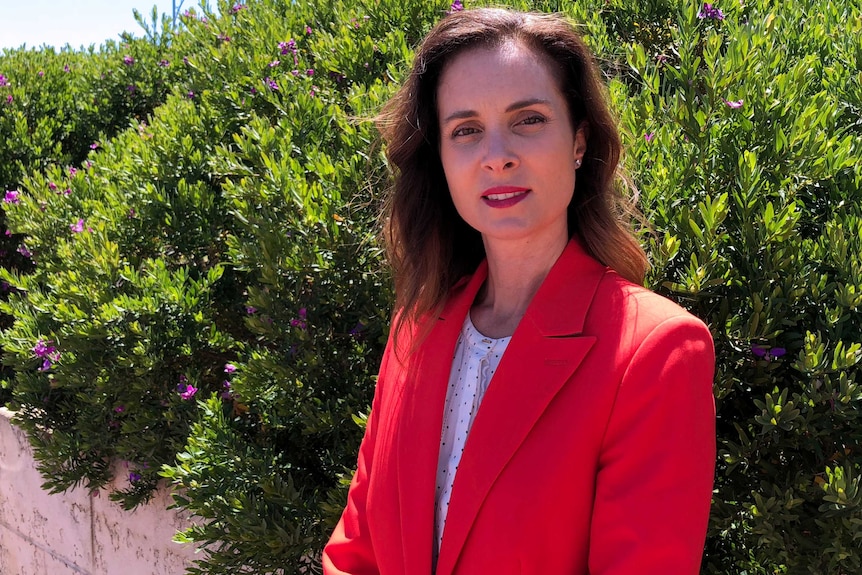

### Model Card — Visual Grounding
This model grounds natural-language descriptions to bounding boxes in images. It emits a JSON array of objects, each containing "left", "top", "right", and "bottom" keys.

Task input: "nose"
[{"left": 482, "top": 129, "right": 519, "bottom": 172}]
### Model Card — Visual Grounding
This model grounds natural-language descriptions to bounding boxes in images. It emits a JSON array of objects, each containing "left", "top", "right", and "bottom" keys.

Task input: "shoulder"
[
  {"left": 587, "top": 270, "right": 713, "bottom": 357},
  {"left": 596, "top": 271, "right": 706, "bottom": 325}
]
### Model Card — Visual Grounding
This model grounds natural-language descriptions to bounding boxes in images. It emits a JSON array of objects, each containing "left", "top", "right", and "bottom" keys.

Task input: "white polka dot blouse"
[{"left": 432, "top": 312, "right": 512, "bottom": 568}]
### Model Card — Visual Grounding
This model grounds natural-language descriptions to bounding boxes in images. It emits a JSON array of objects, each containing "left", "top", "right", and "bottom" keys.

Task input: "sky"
[{"left": 0, "top": 0, "right": 207, "bottom": 51}]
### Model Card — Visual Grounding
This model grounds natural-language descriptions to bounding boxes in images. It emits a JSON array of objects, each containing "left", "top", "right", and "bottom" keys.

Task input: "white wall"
[{"left": 0, "top": 408, "right": 200, "bottom": 575}]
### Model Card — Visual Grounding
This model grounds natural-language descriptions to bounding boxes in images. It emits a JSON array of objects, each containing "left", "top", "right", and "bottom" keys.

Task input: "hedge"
[
  {"left": 2, "top": 0, "right": 860, "bottom": 573},
  {"left": 0, "top": 8, "right": 182, "bottom": 406}
]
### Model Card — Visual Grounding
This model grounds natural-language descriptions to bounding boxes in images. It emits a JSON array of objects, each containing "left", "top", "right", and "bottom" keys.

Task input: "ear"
[{"left": 573, "top": 122, "right": 589, "bottom": 164}]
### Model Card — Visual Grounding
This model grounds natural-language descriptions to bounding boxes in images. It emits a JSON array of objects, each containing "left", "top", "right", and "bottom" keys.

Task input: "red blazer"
[{"left": 323, "top": 239, "right": 716, "bottom": 575}]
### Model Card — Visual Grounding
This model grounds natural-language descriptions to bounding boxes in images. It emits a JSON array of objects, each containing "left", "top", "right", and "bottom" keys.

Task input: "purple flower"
[
  {"left": 290, "top": 307, "right": 308, "bottom": 330},
  {"left": 0, "top": 74, "right": 7, "bottom": 87},
  {"left": 158, "top": 59, "right": 170, "bottom": 67},
  {"left": 33, "top": 339, "right": 57, "bottom": 359},
  {"left": 17, "top": 245, "right": 31, "bottom": 258},
  {"left": 224, "top": 363, "right": 237, "bottom": 374},
  {"left": 349, "top": 322, "right": 366, "bottom": 337},
  {"left": 269, "top": 59, "right": 280, "bottom": 67},
  {"left": 128, "top": 208, "right": 136, "bottom": 218},
  {"left": 123, "top": 55, "right": 135, "bottom": 66},
  {"left": 129, "top": 472, "right": 142, "bottom": 483},
  {"left": 752, "top": 344, "right": 787, "bottom": 362},
  {"left": 70, "top": 219, "right": 85, "bottom": 233},
  {"left": 279, "top": 40, "right": 297, "bottom": 55},
  {"left": 90, "top": 142, "right": 99, "bottom": 150},
  {"left": 114, "top": 405, "right": 125, "bottom": 413},
  {"left": 187, "top": 91, "right": 195, "bottom": 99},
  {"left": 264, "top": 77, "right": 279, "bottom": 91},
  {"left": 37, "top": 70, "right": 44, "bottom": 77},
  {"left": 69, "top": 167, "right": 77, "bottom": 177},
  {"left": 218, "top": 34, "right": 231, "bottom": 42},
  {"left": 644, "top": 132, "right": 655, "bottom": 143},
  {"left": 48, "top": 182, "right": 57, "bottom": 192},
  {"left": 4, "top": 190, "right": 20, "bottom": 204},
  {"left": 724, "top": 98, "right": 744, "bottom": 109},
  {"left": 697, "top": 3, "right": 725, "bottom": 20},
  {"left": 306, "top": 68, "right": 314, "bottom": 76},
  {"left": 179, "top": 384, "right": 198, "bottom": 400},
  {"left": 291, "top": 69, "right": 300, "bottom": 76},
  {"left": 246, "top": 306, "right": 257, "bottom": 314},
  {"left": 127, "top": 84, "right": 137, "bottom": 93},
  {"left": 33, "top": 340, "right": 60, "bottom": 370},
  {"left": 306, "top": 25, "right": 312, "bottom": 35},
  {"left": 182, "top": 56, "right": 190, "bottom": 65},
  {"left": 5, "top": 95, "right": 12, "bottom": 104},
  {"left": 231, "top": 3, "right": 245, "bottom": 13},
  {"left": 63, "top": 65, "right": 71, "bottom": 72},
  {"left": 220, "top": 380, "right": 233, "bottom": 399},
  {"left": 449, "top": 0, "right": 465, "bottom": 13}
]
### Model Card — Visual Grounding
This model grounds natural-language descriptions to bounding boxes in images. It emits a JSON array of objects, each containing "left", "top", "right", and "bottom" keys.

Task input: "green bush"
[
  {"left": 617, "top": 1, "right": 862, "bottom": 571},
  {"left": 1, "top": 0, "right": 860, "bottom": 573},
  {"left": 0, "top": 8, "right": 182, "bottom": 406}
]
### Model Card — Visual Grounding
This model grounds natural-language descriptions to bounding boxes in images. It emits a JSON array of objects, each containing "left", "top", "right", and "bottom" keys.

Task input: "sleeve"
[
  {"left": 321, "top": 345, "right": 391, "bottom": 575},
  {"left": 588, "top": 314, "right": 716, "bottom": 575}
]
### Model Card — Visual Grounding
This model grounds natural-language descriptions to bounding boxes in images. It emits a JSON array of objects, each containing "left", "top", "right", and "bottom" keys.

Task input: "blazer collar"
[{"left": 397, "top": 237, "right": 607, "bottom": 575}]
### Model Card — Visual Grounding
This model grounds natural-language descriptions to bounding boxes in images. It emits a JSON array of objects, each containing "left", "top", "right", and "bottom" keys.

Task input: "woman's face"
[{"left": 437, "top": 40, "right": 586, "bottom": 250}]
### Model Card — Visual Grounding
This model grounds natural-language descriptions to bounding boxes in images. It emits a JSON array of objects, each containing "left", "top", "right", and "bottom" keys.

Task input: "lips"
[
  {"left": 482, "top": 186, "right": 529, "bottom": 199},
  {"left": 481, "top": 186, "right": 530, "bottom": 208}
]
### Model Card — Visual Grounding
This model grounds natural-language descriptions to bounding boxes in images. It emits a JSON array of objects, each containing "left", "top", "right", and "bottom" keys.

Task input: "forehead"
[{"left": 436, "top": 40, "right": 565, "bottom": 116}]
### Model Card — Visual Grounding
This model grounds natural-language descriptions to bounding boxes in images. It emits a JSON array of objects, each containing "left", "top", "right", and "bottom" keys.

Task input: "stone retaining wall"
[{"left": 0, "top": 408, "right": 200, "bottom": 575}]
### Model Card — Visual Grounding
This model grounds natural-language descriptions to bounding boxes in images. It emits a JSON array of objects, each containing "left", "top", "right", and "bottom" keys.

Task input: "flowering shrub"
[
  {"left": 619, "top": 1, "right": 862, "bottom": 571},
  {"left": 0, "top": 8, "right": 182, "bottom": 406},
  {"left": 1, "top": 0, "right": 860, "bottom": 574}
]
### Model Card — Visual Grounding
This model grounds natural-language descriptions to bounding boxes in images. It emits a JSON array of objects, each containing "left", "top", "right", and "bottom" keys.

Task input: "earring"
[{"left": 575, "top": 159, "right": 582, "bottom": 168}]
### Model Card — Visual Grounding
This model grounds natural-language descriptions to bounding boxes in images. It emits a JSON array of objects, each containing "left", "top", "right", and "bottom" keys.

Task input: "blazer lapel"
[
  {"left": 395, "top": 263, "right": 489, "bottom": 575},
  {"left": 434, "top": 239, "right": 607, "bottom": 575}
]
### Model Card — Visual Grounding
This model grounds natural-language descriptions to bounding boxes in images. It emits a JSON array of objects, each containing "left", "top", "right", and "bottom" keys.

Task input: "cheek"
[
  {"left": 440, "top": 148, "right": 470, "bottom": 191},
  {"left": 440, "top": 157, "right": 476, "bottom": 223}
]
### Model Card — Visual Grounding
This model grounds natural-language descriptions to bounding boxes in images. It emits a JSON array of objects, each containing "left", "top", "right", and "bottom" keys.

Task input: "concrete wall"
[{"left": 0, "top": 408, "right": 200, "bottom": 575}]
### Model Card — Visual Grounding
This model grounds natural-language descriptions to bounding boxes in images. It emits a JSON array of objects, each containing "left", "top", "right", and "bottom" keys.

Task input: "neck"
[{"left": 471, "top": 233, "right": 568, "bottom": 338}]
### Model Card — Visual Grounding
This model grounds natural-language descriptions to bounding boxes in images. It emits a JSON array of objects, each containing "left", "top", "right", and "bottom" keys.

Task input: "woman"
[{"left": 324, "top": 7, "right": 715, "bottom": 575}]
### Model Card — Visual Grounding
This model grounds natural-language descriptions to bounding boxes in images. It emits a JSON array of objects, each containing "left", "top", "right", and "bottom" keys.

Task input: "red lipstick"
[{"left": 481, "top": 186, "right": 530, "bottom": 208}]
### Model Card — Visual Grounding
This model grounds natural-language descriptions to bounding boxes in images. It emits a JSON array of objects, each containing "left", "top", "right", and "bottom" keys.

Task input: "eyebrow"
[{"left": 441, "top": 98, "right": 552, "bottom": 124}]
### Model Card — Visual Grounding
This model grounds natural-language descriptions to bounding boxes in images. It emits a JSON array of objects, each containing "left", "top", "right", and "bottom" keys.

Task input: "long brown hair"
[{"left": 376, "top": 8, "right": 648, "bottom": 344}]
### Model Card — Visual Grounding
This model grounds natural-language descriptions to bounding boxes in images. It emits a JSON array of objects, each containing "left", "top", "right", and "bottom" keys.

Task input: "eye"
[
  {"left": 452, "top": 125, "right": 481, "bottom": 138},
  {"left": 518, "top": 114, "right": 546, "bottom": 126}
]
